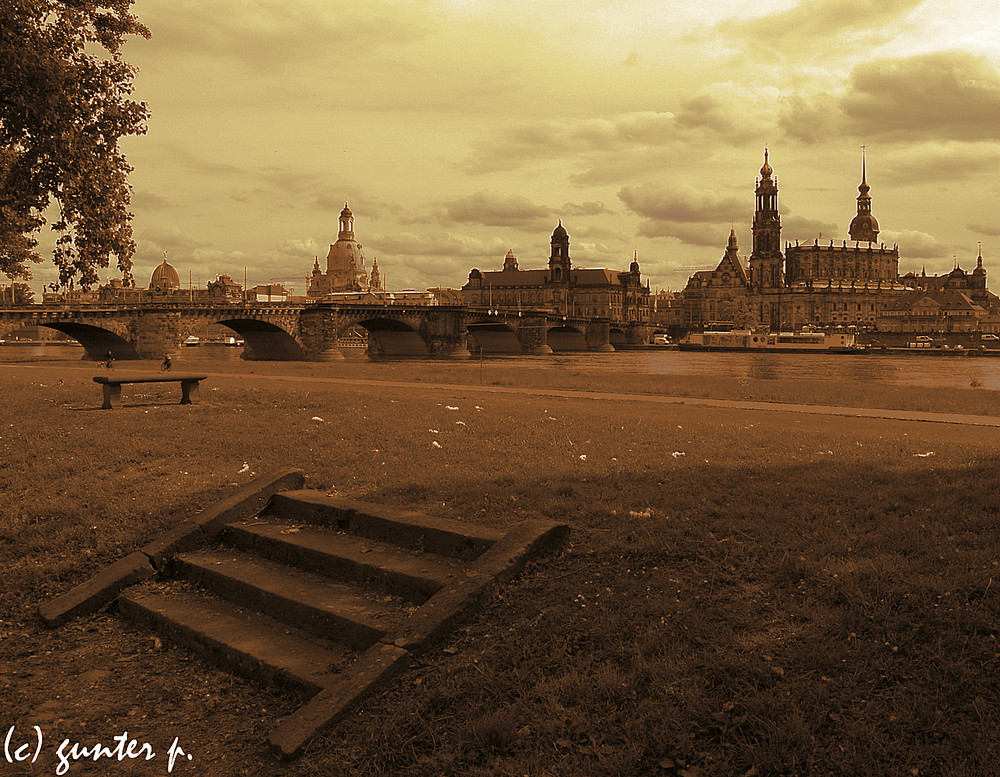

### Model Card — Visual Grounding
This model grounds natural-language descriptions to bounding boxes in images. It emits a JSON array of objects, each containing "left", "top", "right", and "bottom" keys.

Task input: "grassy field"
[{"left": 2, "top": 359, "right": 998, "bottom": 776}]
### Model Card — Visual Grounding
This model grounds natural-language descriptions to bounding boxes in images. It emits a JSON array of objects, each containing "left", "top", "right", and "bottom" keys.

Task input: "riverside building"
[
  {"left": 678, "top": 150, "right": 973, "bottom": 332},
  {"left": 462, "top": 222, "right": 651, "bottom": 330}
]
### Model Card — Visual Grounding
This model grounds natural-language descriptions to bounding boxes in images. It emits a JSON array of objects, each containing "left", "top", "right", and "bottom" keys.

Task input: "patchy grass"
[
  {"left": 2, "top": 360, "right": 999, "bottom": 776},
  {"left": 154, "top": 351, "right": 1000, "bottom": 418}
]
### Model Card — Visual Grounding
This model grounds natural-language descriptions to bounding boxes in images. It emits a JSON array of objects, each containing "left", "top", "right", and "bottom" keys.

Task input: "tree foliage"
[
  {"left": 4, "top": 281, "right": 35, "bottom": 305},
  {"left": 0, "top": 0, "right": 149, "bottom": 289}
]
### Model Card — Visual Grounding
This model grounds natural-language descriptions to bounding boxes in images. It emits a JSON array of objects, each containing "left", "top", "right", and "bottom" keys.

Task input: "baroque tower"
[
  {"left": 549, "top": 221, "right": 571, "bottom": 283},
  {"left": 849, "top": 147, "right": 880, "bottom": 243},
  {"left": 749, "top": 149, "right": 783, "bottom": 290}
]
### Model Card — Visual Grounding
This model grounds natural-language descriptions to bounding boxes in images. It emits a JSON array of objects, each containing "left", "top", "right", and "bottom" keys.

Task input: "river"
[{"left": 3, "top": 342, "right": 998, "bottom": 391}]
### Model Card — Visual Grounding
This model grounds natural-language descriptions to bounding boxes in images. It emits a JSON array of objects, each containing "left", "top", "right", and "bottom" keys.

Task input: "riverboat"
[{"left": 678, "top": 329, "right": 857, "bottom": 352}]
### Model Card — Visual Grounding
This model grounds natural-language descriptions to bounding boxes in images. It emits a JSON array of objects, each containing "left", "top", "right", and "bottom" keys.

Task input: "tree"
[
  {"left": 0, "top": 1, "right": 149, "bottom": 289},
  {"left": 718, "top": 296, "right": 760, "bottom": 330},
  {"left": 3, "top": 281, "right": 35, "bottom": 305}
]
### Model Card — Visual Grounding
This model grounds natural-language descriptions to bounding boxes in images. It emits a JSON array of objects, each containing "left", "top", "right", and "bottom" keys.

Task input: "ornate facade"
[
  {"left": 462, "top": 222, "right": 651, "bottom": 328},
  {"left": 307, "top": 203, "right": 373, "bottom": 299},
  {"left": 682, "top": 150, "right": 925, "bottom": 331}
]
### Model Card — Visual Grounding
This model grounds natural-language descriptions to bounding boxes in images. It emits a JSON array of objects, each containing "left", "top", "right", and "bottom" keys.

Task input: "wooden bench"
[{"left": 93, "top": 374, "right": 208, "bottom": 409}]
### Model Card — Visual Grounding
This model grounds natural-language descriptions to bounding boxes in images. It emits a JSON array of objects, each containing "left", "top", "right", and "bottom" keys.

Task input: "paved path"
[
  {"left": 10, "top": 362, "right": 1000, "bottom": 427},
  {"left": 300, "top": 377, "right": 1000, "bottom": 427}
]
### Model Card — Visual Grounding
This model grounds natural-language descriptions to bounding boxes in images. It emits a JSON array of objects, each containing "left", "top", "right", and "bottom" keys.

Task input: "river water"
[{"left": 3, "top": 342, "right": 998, "bottom": 391}]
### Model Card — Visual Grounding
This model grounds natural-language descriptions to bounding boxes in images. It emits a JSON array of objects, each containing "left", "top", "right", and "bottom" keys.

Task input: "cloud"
[
  {"left": 442, "top": 191, "right": 554, "bottom": 228},
  {"left": 462, "top": 105, "right": 752, "bottom": 174},
  {"left": 131, "top": 190, "right": 173, "bottom": 210},
  {"left": 674, "top": 94, "right": 743, "bottom": 138},
  {"left": 139, "top": 0, "right": 427, "bottom": 71},
  {"left": 719, "top": 0, "right": 925, "bottom": 57},
  {"left": 969, "top": 222, "right": 1000, "bottom": 238},
  {"left": 619, "top": 185, "right": 744, "bottom": 224},
  {"left": 276, "top": 238, "right": 321, "bottom": 259},
  {"left": 779, "top": 53, "right": 1000, "bottom": 144},
  {"left": 137, "top": 225, "right": 203, "bottom": 254},
  {"left": 881, "top": 229, "right": 948, "bottom": 260},
  {"left": 779, "top": 93, "right": 847, "bottom": 144},
  {"left": 842, "top": 53, "right": 1000, "bottom": 141},
  {"left": 372, "top": 231, "right": 510, "bottom": 260},
  {"left": 781, "top": 216, "right": 842, "bottom": 242},
  {"left": 878, "top": 142, "right": 1000, "bottom": 186},
  {"left": 560, "top": 201, "right": 614, "bottom": 218},
  {"left": 619, "top": 185, "right": 744, "bottom": 244}
]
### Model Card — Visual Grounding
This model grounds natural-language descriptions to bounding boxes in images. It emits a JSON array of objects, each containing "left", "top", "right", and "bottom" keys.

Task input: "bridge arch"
[
  {"left": 546, "top": 323, "right": 589, "bottom": 351},
  {"left": 215, "top": 318, "right": 305, "bottom": 361},
  {"left": 609, "top": 326, "right": 628, "bottom": 347},
  {"left": 465, "top": 319, "right": 520, "bottom": 354},
  {"left": 347, "top": 316, "right": 429, "bottom": 358},
  {"left": 40, "top": 322, "right": 140, "bottom": 360}
]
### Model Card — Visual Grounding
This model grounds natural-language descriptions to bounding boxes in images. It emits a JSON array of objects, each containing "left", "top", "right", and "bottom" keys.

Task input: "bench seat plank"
[{"left": 93, "top": 375, "right": 208, "bottom": 409}]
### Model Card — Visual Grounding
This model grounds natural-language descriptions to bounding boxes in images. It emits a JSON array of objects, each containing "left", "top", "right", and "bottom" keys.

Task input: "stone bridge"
[{"left": 0, "top": 302, "right": 649, "bottom": 361}]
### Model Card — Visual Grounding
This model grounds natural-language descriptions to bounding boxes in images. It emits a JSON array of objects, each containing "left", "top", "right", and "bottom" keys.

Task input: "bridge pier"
[
  {"left": 514, "top": 316, "right": 552, "bottom": 354},
  {"left": 586, "top": 320, "right": 614, "bottom": 352},
  {"left": 133, "top": 310, "right": 183, "bottom": 359},
  {"left": 625, "top": 323, "right": 651, "bottom": 345},
  {"left": 418, "top": 312, "right": 472, "bottom": 359}
]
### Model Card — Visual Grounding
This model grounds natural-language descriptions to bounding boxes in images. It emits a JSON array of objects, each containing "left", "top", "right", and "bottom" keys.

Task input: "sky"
[{"left": 35, "top": 0, "right": 1000, "bottom": 295}]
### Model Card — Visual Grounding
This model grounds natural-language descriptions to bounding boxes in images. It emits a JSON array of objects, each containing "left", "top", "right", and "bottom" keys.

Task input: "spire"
[
  {"left": 760, "top": 147, "right": 773, "bottom": 179},
  {"left": 728, "top": 227, "right": 738, "bottom": 251},
  {"left": 338, "top": 201, "right": 355, "bottom": 240},
  {"left": 849, "top": 146, "right": 879, "bottom": 243}
]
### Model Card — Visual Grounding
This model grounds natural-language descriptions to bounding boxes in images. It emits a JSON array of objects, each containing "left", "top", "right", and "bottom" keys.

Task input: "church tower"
[
  {"left": 549, "top": 221, "right": 571, "bottom": 283},
  {"left": 849, "top": 147, "right": 880, "bottom": 243},
  {"left": 749, "top": 150, "right": 783, "bottom": 290},
  {"left": 972, "top": 243, "right": 988, "bottom": 304}
]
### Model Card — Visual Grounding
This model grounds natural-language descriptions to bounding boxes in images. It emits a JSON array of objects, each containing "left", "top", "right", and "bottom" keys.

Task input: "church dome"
[
  {"left": 327, "top": 239, "right": 364, "bottom": 269},
  {"left": 849, "top": 213, "right": 880, "bottom": 241},
  {"left": 552, "top": 221, "right": 568, "bottom": 238},
  {"left": 149, "top": 259, "right": 180, "bottom": 290},
  {"left": 760, "top": 149, "right": 773, "bottom": 178},
  {"left": 340, "top": 203, "right": 353, "bottom": 218}
]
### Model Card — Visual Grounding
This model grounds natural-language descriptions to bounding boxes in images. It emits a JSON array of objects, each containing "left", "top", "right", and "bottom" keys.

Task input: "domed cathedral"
[
  {"left": 782, "top": 147, "right": 899, "bottom": 288},
  {"left": 149, "top": 255, "right": 181, "bottom": 296},
  {"left": 680, "top": 149, "right": 915, "bottom": 331},
  {"left": 740, "top": 149, "right": 905, "bottom": 330},
  {"left": 307, "top": 202, "right": 372, "bottom": 299},
  {"left": 462, "top": 222, "right": 651, "bottom": 330}
]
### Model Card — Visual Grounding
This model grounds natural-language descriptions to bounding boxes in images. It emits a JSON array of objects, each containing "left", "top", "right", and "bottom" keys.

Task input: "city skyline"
[{"left": 29, "top": 0, "right": 1000, "bottom": 297}]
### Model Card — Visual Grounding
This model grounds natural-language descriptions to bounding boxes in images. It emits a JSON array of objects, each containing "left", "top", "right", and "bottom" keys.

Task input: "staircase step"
[
  {"left": 267, "top": 491, "right": 504, "bottom": 559},
  {"left": 222, "top": 520, "right": 469, "bottom": 603},
  {"left": 118, "top": 585, "right": 352, "bottom": 697},
  {"left": 172, "top": 550, "right": 414, "bottom": 650}
]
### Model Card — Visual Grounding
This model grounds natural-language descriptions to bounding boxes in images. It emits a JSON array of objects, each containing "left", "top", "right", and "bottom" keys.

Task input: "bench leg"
[
  {"left": 101, "top": 384, "right": 121, "bottom": 410},
  {"left": 180, "top": 380, "right": 199, "bottom": 405}
]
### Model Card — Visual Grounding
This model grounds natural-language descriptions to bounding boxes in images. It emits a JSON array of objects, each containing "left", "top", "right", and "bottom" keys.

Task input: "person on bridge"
[{"left": 161, "top": 353, "right": 172, "bottom": 372}]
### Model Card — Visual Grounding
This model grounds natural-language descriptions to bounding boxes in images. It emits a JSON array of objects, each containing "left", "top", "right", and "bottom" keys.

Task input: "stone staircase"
[{"left": 112, "top": 487, "right": 568, "bottom": 757}]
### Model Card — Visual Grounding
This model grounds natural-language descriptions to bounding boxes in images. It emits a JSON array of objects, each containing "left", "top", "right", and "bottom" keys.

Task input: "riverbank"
[{"left": 2, "top": 361, "right": 998, "bottom": 775}]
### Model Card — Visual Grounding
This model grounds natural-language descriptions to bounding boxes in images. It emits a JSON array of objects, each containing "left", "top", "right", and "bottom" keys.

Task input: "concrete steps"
[
  {"left": 222, "top": 519, "right": 468, "bottom": 602},
  {"left": 171, "top": 548, "right": 413, "bottom": 648},
  {"left": 108, "top": 484, "right": 568, "bottom": 758},
  {"left": 118, "top": 585, "right": 351, "bottom": 697}
]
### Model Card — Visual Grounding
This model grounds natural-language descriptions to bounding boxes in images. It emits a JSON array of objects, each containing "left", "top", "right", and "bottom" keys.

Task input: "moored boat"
[{"left": 679, "top": 329, "right": 857, "bottom": 352}]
